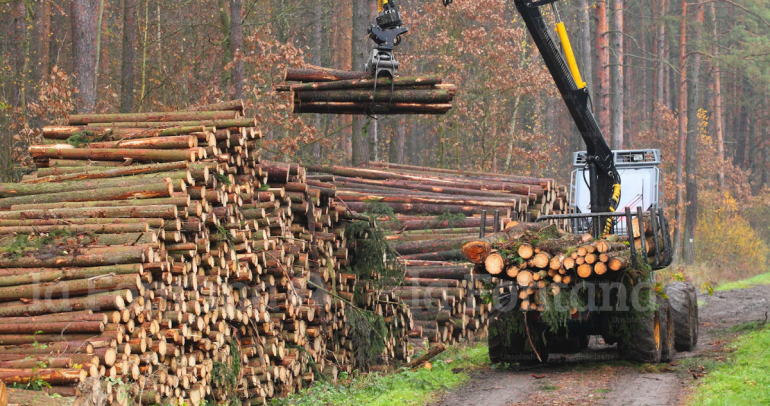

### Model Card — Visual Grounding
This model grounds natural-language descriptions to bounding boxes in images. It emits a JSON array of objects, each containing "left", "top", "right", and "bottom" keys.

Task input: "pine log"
[
  {"left": 406, "top": 343, "right": 446, "bottom": 368},
  {"left": 404, "top": 267, "right": 472, "bottom": 280},
  {"left": 0, "top": 204, "right": 178, "bottom": 220},
  {"left": 344, "top": 201, "right": 503, "bottom": 217},
  {"left": 0, "top": 368, "right": 86, "bottom": 386},
  {"left": 0, "top": 321, "right": 104, "bottom": 334},
  {"left": 0, "top": 264, "right": 144, "bottom": 287},
  {"left": 87, "top": 135, "right": 198, "bottom": 150},
  {"left": 0, "top": 274, "right": 142, "bottom": 302},
  {"left": 334, "top": 175, "right": 533, "bottom": 197},
  {"left": 184, "top": 100, "right": 244, "bottom": 112},
  {"left": 0, "top": 246, "right": 149, "bottom": 268},
  {"left": 0, "top": 182, "right": 173, "bottom": 210},
  {"left": 296, "top": 89, "right": 453, "bottom": 104},
  {"left": 68, "top": 111, "right": 237, "bottom": 125},
  {"left": 29, "top": 146, "right": 196, "bottom": 163},
  {"left": 336, "top": 192, "right": 518, "bottom": 208},
  {"left": 23, "top": 162, "right": 189, "bottom": 184},
  {"left": 0, "top": 223, "right": 149, "bottom": 235},
  {"left": 393, "top": 237, "right": 472, "bottom": 256},
  {"left": 293, "top": 102, "right": 452, "bottom": 115},
  {"left": 12, "top": 196, "right": 189, "bottom": 211},
  {"left": 85, "top": 118, "right": 256, "bottom": 128},
  {"left": 284, "top": 67, "right": 369, "bottom": 82},
  {"left": 401, "top": 250, "right": 465, "bottom": 261},
  {"left": 285, "top": 76, "right": 442, "bottom": 92}
]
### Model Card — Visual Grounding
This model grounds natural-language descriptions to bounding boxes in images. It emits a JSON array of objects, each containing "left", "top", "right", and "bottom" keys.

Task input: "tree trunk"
[
  {"left": 609, "top": 0, "right": 624, "bottom": 149},
  {"left": 218, "top": 0, "right": 232, "bottom": 94},
  {"left": 120, "top": 0, "right": 137, "bottom": 113},
  {"left": 594, "top": 0, "right": 610, "bottom": 135},
  {"left": 710, "top": 3, "right": 724, "bottom": 192},
  {"left": 578, "top": 0, "right": 592, "bottom": 97},
  {"left": 672, "top": 0, "right": 687, "bottom": 266},
  {"left": 682, "top": 1, "right": 703, "bottom": 265},
  {"left": 71, "top": 0, "right": 99, "bottom": 113},
  {"left": 351, "top": 0, "right": 370, "bottom": 166},
  {"left": 230, "top": 0, "right": 244, "bottom": 99}
]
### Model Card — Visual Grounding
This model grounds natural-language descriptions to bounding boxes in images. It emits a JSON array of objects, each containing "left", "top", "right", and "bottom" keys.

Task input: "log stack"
[
  {"left": 462, "top": 221, "right": 656, "bottom": 313},
  {"left": 0, "top": 101, "right": 413, "bottom": 405},
  {"left": 277, "top": 66, "right": 456, "bottom": 115},
  {"left": 307, "top": 163, "right": 567, "bottom": 345}
]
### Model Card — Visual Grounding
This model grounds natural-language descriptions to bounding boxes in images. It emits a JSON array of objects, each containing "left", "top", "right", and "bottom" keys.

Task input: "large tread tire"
[
  {"left": 659, "top": 297, "right": 675, "bottom": 362},
  {"left": 618, "top": 298, "right": 662, "bottom": 363},
  {"left": 665, "top": 282, "right": 699, "bottom": 351},
  {"left": 488, "top": 315, "right": 549, "bottom": 365},
  {"left": 546, "top": 334, "right": 589, "bottom": 354}
]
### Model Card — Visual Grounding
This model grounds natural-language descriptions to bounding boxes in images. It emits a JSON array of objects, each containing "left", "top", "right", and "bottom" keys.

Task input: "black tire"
[
  {"left": 618, "top": 298, "right": 662, "bottom": 363},
  {"left": 546, "top": 334, "right": 589, "bottom": 354},
  {"left": 488, "top": 314, "right": 549, "bottom": 365},
  {"left": 659, "top": 297, "right": 675, "bottom": 362},
  {"left": 665, "top": 282, "right": 699, "bottom": 351}
]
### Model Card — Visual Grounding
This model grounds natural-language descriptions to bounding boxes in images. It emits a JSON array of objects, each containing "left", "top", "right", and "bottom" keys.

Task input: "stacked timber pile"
[
  {"left": 277, "top": 66, "right": 456, "bottom": 115},
  {"left": 462, "top": 220, "right": 659, "bottom": 313},
  {"left": 307, "top": 163, "right": 567, "bottom": 346},
  {"left": 0, "top": 101, "right": 412, "bottom": 405}
]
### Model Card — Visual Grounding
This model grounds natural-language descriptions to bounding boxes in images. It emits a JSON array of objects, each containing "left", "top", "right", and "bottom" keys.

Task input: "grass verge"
[
  {"left": 270, "top": 344, "right": 488, "bottom": 406},
  {"left": 688, "top": 325, "right": 770, "bottom": 405},
  {"left": 716, "top": 273, "right": 770, "bottom": 291}
]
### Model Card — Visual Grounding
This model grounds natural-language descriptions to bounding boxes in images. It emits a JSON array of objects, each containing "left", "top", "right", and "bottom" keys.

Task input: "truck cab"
[{"left": 568, "top": 149, "right": 664, "bottom": 236}]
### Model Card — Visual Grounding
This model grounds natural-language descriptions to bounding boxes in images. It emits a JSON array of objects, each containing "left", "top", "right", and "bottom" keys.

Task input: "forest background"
[{"left": 1, "top": 0, "right": 770, "bottom": 287}]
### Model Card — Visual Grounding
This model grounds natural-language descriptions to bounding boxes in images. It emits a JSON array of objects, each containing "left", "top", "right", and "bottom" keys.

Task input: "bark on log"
[
  {"left": 0, "top": 264, "right": 143, "bottom": 287},
  {"left": 88, "top": 135, "right": 198, "bottom": 150},
  {"left": 0, "top": 246, "right": 148, "bottom": 268},
  {"left": 284, "top": 67, "right": 369, "bottom": 82},
  {"left": 294, "top": 102, "right": 452, "bottom": 115},
  {"left": 0, "top": 294, "right": 125, "bottom": 317},
  {"left": 284, "top": 76, "right": 442, "bottom": 92},
  {"left": 69, "top": 111, "right": 237, "bottom": 125},
  {"left": 0, "top": 182, "right": 173, "bottom": 209},
  {"left": 0, "top": 205, "right": 178, "bottom": 220},
  {"left": 404, "top": 267, "right": 473, "bottom": 280},
  {"left": 401, "top": 250, "right": 465, "bottom": 261},
  {"left": 393, "top": 237, "right": 472, "bottom": 256},
  {"left": 0, "top": 274, "right": 142, "bottom": 302},
  {"left": 29, "top": 146, "right": 196, "bottom": 163},
  {"left": 184, "top": 100, "right": 244, "bottom": 112},
  {"left": 406, "top": 343, "right": 446, "bottom": 368},
  {"left": 0, "top": 321, "right": 104, "bottom": 334},
  {"left": 0, "top": 368, "right": 86, "bottom": 385},
  {"left": 296, "top": 89, "right": 452, "bottom": 104},
  {"left": 24, "top": 162, "right": 189, "bottom": 184}
]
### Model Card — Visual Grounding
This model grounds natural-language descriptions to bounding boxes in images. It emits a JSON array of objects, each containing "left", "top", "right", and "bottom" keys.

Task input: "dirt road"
[{"left": 436, "top": 284, "right": 770, "bottom": 406}]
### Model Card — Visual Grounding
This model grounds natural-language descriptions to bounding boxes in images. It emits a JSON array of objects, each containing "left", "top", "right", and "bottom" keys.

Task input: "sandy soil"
[{"left": 436, "top": 284, "right": 770, "bottom": 406}]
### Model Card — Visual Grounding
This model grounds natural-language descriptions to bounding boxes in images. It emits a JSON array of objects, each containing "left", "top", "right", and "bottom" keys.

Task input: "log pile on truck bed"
[
  {"left": 277, "top": 66, "right": 456, "bottom": 115},
  {"left": 0, "top": 101, "right": 414, "bottom": 405},
  {"left": 462, "top": 220, "right": 661, "bottom": 313},
  {"left": 307, "top": 163, "right": 568, "bottom": 345}
]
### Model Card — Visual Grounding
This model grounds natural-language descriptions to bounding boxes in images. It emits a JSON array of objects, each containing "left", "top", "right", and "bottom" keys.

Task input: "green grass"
[
  {"left": 689, "top": 326, "right": 770, "bottom": 405},
  {"left": 271, "top": 344, "right": 489, "bottom": 406},
  {"left": 715, "top": 273, "right": 770, "bottom": 291}
]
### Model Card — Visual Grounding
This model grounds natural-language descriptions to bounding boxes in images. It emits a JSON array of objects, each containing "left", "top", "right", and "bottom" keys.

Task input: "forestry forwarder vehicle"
[{"left": 365, "top": 0, "right": 700, "bottom": 364}]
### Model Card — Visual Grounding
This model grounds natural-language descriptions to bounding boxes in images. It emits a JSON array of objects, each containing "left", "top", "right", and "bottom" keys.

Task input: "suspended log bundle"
[
  {"left": 307, "top": 163, "right": 568, "bottom": 346},
  {"left": 277, "top": 66, "right": 456, "bottom": 115},
  {"left": 461, "top": 221, "right": 659, "bottom": 313},
  {"left": 2, "top": 102, "right": 414, "bottom": 406}
]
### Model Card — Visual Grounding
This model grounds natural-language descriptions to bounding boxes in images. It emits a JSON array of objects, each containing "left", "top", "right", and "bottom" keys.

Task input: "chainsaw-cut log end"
[
  {"left": 462, "top": 241, "right": 492, "bottom": 264},
  {"left": 484, "top": 253, "right": 505, "bottom": 275}
]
